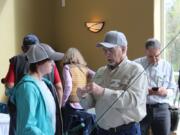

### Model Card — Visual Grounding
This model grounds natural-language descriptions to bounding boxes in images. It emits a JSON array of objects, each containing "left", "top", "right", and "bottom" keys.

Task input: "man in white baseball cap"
[
  {"left": 96, "top": 31, "right": 128, "bottom": 68},
  {"left": 77, "top": 30, "right": 148, "bottom": 135}
]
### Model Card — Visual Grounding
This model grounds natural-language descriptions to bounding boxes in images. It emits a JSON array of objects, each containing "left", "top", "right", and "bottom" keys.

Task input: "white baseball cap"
[
  {"left": 26, "top": 43, "right": 64, "bottom": 63},
  {"left": 97, "top": 30, "right": 128, "bottom": 48}
]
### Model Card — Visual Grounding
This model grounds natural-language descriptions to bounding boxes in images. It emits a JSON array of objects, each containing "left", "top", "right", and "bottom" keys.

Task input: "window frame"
[{"left": 156, "top": 0, "right": 179, "bottom": 80}]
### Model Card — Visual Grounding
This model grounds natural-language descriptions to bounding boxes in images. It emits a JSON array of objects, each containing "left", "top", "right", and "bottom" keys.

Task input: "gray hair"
[{"left": 145, "top": 38, "right": 161, "bottom": 49}]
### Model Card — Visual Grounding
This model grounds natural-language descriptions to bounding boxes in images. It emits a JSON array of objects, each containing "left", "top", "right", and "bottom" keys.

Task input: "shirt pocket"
[
  {"left": 156, "top": 73, "right": 167, "bottom": 87},
  {"left": 109, "top": 78, "right": 129, "bottom": 91},
  {"left": 119, "top": 79, "right": 129, "bottom": 90}
]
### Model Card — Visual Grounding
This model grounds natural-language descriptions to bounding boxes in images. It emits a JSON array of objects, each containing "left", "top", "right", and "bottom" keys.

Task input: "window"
[{"left": 161, "top": 0, "right": 180, "bottom": 79}]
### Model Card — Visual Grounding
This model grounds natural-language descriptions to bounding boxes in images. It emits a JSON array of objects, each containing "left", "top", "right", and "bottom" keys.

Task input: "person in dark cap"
[
  {"left": 3, "top": 34, "right": 64, "bottom": 102},
  {"left": 1, "top": 34, "right": 40, "bottom": 135},
  {"left": 2, "top": 34, "right": 40, "bottom": 88},
  {"left": 13, "top": 43, "right": 63, "bottom": 135},
  {"left": 77, "top": 30, "right": 148, "bottom": 135},
  {"left": 2, "top": 34, "right": 64, "bottom": 135},
  {"left": 22, "top": 34, "right": 40, "bottom": 46},
  {"left": 135, "top": 38, "right": 176, "bottom": 135}
]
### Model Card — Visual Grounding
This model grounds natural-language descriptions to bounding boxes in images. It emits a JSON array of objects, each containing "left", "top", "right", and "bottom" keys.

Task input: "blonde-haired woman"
[
  {"left": 63, "top": 47, "right": 87, "bottom": 67},
  {"left": 62, "top": 47, "right": 96, "bottom": 135}
]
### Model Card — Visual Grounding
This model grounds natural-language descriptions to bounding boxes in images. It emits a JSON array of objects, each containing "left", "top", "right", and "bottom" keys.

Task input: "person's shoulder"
[
  {"left": 96, "top": 65, "right": 107, "bottom": 72},
  {"left": 134, "top": 56, "right": 146, "bottom": 63},
  {"left": 15, "top": 75, "right": 42, "bottom": 99},
  {"left": 64, "top": 64, "right": 69, "bottom": 68},
  {"left": 93, "top": 66, "right": 106, "bottom": 79},
  {"left": 9, "top": 55, "right": 18, "bottom": 63},
  {"left": 133, "top": 56, "right": 148, "bottom": 69},
  {"left": 127, "top": 59, "right": 145, "bottom": 72},
  {"left": 160, "top": 59, "right": 172, "bottom": 67},
  {"left": 160, "top": 59, "right": 170, "bottom": 64},
  {"left": 63, "top": 64, "right": 71, "bottom": 71},
  {"left": 9, "top": 53, "right": 26, "bottom": 63},
  {"left": 15, "top": 75, "right": 38, "bottom": 89},
  {"left": 42, "top": 77, "right": 52, "bottom": 86}
]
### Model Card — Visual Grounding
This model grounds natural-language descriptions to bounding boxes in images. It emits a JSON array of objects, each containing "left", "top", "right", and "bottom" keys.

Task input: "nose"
[
  {"left": 152, "top": 56, "right": 158, "bottom": 63},
  {"left": 105, "top": 53, "right": 111, "bottom": 60},
  {"left": 104, "top": 49, "right": 111, "bottom": 56}
]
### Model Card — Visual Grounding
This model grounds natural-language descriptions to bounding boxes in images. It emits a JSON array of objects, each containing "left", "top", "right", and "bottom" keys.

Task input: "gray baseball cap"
[
  {"left": 26, "top": 43, "right": 64, "bottom": 63},
  {"left": 97, "top": 31, "right": 128, "bottom": 48}
]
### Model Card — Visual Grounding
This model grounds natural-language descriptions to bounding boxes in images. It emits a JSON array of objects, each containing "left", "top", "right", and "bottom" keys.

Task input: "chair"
[
  {"left": 64, "top": 115, "right": 85, "bottom": 135},
  {"left": 62, "top": 103, "right": 97, "bottom": 135}
]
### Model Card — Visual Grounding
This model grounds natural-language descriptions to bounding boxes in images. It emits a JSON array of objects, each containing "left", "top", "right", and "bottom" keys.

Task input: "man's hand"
[
  {"left": 77, "top": 82, "right": 104, "bottom": 98},
  {"left": 85, "top": 82, "right": 104, "bottom": 96},
  {"left": 148, "top": 87, "right": 167, "bottom": 96},
  {"left": 157, "top": 87, "right": 168, "bottom": 96},
  {"left": 77, "top": 87, "right": 89, "bottom": 98}
]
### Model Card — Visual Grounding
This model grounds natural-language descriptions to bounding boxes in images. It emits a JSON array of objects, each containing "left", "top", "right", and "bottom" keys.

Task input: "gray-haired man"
[
  {"left": 77, "top": 31, "right": 148, "bottom": 135},
  {"left": 135, "top": 38, "right": 176, "bottom": 135}
]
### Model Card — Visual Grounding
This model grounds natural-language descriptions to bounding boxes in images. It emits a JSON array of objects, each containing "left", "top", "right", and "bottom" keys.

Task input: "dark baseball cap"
[{"left": 23, "top": 34, "right": 40, "bottom": 46}]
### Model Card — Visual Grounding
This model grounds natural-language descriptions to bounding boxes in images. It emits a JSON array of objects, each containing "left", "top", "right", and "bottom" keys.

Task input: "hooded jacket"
[{"left": 13, "top": 75, "right": 62, "bottom": 135}]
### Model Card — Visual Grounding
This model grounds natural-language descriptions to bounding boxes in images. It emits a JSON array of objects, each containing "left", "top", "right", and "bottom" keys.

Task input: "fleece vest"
[{"left": 69, "top": 65, "right": 88, "bottom": 102}]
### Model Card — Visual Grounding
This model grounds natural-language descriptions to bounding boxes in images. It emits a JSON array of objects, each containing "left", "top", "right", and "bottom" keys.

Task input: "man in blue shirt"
[{"left": 135, "top": 38, "right": 177, "bottom": 135}]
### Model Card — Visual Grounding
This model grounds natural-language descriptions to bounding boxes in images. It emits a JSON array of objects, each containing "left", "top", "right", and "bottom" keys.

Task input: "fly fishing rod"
[{"left": 63, "top": 30, "right": 180, "bottom": 135}]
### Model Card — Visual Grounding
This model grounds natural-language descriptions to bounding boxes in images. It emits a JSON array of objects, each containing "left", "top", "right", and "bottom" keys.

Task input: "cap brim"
[
  {"left": 96, "top": 42, "right": 118, "bottom": 48},
  {"left": 49, "top": 52, "right": 64, "bottom": 61}
]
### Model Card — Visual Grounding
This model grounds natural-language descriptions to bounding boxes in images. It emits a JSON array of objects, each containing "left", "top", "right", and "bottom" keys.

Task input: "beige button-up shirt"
[{"left": 79, "top": 57, "right": 148, "bottom": 130}]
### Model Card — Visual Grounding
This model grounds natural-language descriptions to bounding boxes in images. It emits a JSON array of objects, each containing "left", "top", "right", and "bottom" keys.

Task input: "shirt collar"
[
  {"left": 145, "top": 56, "right": 161, "bottom": 67},
  {"left": 107, "top": 57, "right": 128, "bottom": 70}
]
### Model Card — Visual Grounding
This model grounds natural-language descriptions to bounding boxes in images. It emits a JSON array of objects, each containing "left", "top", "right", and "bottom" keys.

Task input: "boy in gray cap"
[
  {"left": 13, "top": 44, "right": 63, "bottom": 135},
  {"left": 77, "top": 30, "right": 148, "bottom": 135},
  {"left": 1, "top": 34, "right": 40, "bottom": 135},
  {"left": 2, "top": 34, "right": 64, "bottom": 135}
]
